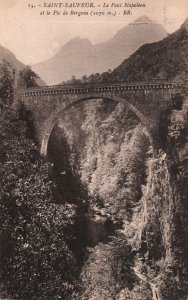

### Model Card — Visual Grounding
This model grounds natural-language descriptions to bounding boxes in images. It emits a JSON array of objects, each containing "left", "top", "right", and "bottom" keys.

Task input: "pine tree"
[{"left": 17, "top": 65, "right": 39, "bottom": 88}]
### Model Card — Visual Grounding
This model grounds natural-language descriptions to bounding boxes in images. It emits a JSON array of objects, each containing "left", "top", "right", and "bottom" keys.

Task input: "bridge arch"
[{"left": 40, "top": 95, "right": 152, "bottom": 156}]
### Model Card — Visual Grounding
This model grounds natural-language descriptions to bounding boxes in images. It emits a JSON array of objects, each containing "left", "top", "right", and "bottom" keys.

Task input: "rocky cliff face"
[{"left": 47, "top": 93, "right": 188, "bottom": 299}]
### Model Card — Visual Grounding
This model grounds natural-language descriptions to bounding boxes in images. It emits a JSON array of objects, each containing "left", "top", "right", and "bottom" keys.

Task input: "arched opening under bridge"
[{"left": 40, "top": 95, "right": 153, "bottom": 156}]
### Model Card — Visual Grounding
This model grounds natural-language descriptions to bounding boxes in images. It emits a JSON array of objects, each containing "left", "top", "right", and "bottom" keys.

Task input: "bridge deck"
[{"left": 19, "top": 81, "right": 180, "bottom": 97}]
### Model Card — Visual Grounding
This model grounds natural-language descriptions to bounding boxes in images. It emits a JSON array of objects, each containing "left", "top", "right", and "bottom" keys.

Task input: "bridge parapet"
[{"left": 19, "top": 81, "right": 179, "bottom": 98}]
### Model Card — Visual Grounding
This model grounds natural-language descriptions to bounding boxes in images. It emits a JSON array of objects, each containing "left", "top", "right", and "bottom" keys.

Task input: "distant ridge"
[
  {"left": 32, "top": 16, "right": 167, "bottom": 85},
  {"left": 0, "top": 45, "right": 46, "bottom": 86},
  {"left": 106, "top": 17, "right": 188, "bottom": 83}
]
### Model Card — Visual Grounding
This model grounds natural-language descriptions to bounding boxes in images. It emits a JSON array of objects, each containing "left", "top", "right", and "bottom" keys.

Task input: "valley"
[{"left": 0, "top": 14, "right": 188, "bottom": 300}]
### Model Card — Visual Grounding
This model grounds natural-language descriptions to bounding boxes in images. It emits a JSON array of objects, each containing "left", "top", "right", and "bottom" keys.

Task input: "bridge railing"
[{"left": 18, "top": 81, "right": 180, "bottom": 96}]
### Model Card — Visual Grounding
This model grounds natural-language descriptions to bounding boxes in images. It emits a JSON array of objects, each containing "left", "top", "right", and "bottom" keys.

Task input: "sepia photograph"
[{"left": 0, "top": 0, "right": 188, "bottom": 299}]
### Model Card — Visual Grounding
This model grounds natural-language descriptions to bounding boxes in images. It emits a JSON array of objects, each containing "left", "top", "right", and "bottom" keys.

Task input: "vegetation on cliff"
[
  {"left": 0, "top": 107, "right": 84, "bottom": 299},
  {"left": 55, "top": 21, "right": 188, "bottom": 299},
  {"left": 50, "top": 99, "right": 152, "bottom": 298}
]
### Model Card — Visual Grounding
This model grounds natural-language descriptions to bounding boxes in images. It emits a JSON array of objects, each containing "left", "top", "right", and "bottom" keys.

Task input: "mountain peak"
[
  {"left": 131, "top": 15, "right": 153, "bottom": 24},
  {"left": 112, "top": 19, "right": 188, "bottom": 83},
  {"left": 33, "top": 17, "right": 168, "bottom": 85},
  {"left": 65, "top": 37, "right": 92, "bottom": 48}
]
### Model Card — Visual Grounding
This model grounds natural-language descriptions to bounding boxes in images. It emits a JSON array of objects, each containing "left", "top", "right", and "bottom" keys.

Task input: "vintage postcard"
[{"left": 0, "top": 0, "right": 188, "bottom": 299}]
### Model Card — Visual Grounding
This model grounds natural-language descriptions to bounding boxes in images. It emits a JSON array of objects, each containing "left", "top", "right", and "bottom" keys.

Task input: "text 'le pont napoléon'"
[{"left": 43, "top": 2, "right": 146, "bottom": 8}]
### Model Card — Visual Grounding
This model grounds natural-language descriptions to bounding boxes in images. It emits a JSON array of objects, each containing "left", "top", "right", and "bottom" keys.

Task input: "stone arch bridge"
[{"left": 15, "top": 81, "right": 183, "bottom": 156}]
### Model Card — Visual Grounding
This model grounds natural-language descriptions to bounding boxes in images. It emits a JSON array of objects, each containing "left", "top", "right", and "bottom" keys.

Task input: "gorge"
[{"left": 0, "top": 15, "right": 188, "bottom": 300}]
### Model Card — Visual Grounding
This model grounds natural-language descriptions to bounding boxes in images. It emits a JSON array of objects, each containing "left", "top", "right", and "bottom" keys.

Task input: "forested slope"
[
  {"left": 0, "top": 107, "right": 85, "bottom": 299},
  {"left": 111, "top": 22, "right": 188, "bottom": 82}
]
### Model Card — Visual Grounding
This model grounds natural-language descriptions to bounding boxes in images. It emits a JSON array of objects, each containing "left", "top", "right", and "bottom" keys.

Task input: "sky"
[{"left": 0, "top": 0, "right": 187, "bottom": 64}]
